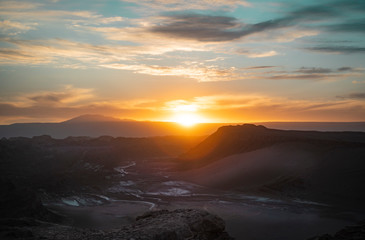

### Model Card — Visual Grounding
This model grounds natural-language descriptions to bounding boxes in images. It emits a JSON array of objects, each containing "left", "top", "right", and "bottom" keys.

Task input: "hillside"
[
  {"left": 178, "top": 124, "right": 365, "bottom": 211},
  {"left": 180, "top": 124, "right": 365, "bottom": 166}
]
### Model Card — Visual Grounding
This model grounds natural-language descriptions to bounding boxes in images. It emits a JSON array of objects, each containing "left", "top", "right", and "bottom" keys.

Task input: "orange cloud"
[
  {"left": 1, "top": 89, "right": 365, "bottom": 124},
  {"left": 100, "top": 63, "right": 238, "bottom": 82}
]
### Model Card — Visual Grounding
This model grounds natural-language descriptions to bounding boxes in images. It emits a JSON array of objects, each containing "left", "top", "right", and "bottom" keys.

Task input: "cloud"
[
  {"left": 143, "top": 1, "right": 362, "bottom": 43},
  {"left": 123, "top": 0, "right": 251, "bottom": 11},
  {"left": 248, "top": 65, "right": 362, "bottom": 81},
  {"left": 100, "top": 63, "right": 362, "bottom": 82},
  {"left": 2, "top": 90, "right": 365, "bottom": 123},
  {"left": 0, "top": 48, "right": 50, "bottom": 64},
  {"left": 161, "top": 94, "right": 365, "bottom": 122},
  {"left": 0, "top": 1, "right": 41, "bottom": 10},
  {"left": 100, "top": 63, "right": 238, "bottom": 82},
  {"left": 0, "top": 87, "right": 162, "bottom": 123},
  {"left": 26, "top": 86, "right": 94, "bottom": 106},
  {"left": 244, "top": 66, "right": 277, "bottom": 69},
  {"left": 2, "top": 35, "right": 360, "bottom": 82},
  {"left": 5, "top": 86, "right": 95, "bottom": 108},
  {"left": 324, "top": 21, "right": 365, "bottom": 33},
  {"left": 264, "top": 66, "right": 362, "bottom": 80},
  {"left": 305, "top": 46, "right": 365, "bottom": 54},
  {"left": 0, "top": 38, "right": 138, "bottom": 65},
  {"left": 0, "top": 3, "right": 124, "bottom": 27},
  {"left": 352, "top": 80, "right": 365, "bottom": 84},
  {"left": 267, "top": 74, "right": 340, "bottom": 80},
  {"left": 0, "top": 102, "right": 158, "bottom": 123},
  {"left": 235, "top": 49, "right": 278, "bottom": 58},
  {"left": 337, "top": 92, "right": 365, "bottom": 99},
  {"left": 147, "top": 11, "right": 322, "bottom": 43},
  {"left": 338, "top": 67, "right": 353, "bottom": 72},
  {"left": 150, "top": 14, "right": 244, "bottom": 42},
  {"left": 0, "top": 20, "right": 37, "bottom": 31},
  {"left": 295, "top": 67, "right": 332, "bottom": 74}
]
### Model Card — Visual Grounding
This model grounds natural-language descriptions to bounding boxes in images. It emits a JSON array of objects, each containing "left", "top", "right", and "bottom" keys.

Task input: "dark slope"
[
  {"left": 180, "top": 124, "right": 365, "bottom": 168},
  {"left": 177, "top": 124, "right": 365, "bottom": 210}
]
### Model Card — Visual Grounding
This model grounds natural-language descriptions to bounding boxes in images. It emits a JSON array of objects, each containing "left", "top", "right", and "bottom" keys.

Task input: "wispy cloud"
[
  {"left": 0, "top": 38, "right": 135, "bottom": 65},
  {"left": 0, "top": 2, "right": 124, "bottom": 26},
  {"left": 337, "top": 92, "right": 365, "bottom": 100},
  {"left": 100, "top": 63, "right": 238, "bottom": 82},
  {"left": 148, "top": 13, "right": 318, "bottom": 42},
  {"left": 305, "top": 46, "right": 365, "bottom": 54},
  {"left": 100, "top": 63, "right": 363, "bottom": 82},
  {"left": 123, "top": 0, "right": 251, "bottom": 11},
  {"left": 295, "top": 67, "right": 332, "bottom": 74},
  {"left": 235, "top": 49, "right": 278, "bottom": 58},
  {"left": 6, "top": 86, "right": 95, "bottom": 108},
  {"left": 0, "top": 20, "right": 37, "bottom": 31},
  {"left": 0, "top": 1, "right": 41, "bottom": 10}
]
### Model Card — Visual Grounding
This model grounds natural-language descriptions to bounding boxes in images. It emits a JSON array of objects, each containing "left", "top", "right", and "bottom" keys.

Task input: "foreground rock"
[
  {"left": 308, "top": 223, "right": 365, "bottom": 240},
  {"left": 0, "top": 179, "right": 63, "bottom": 223},
  {"left": 1, "top": 209, "right": 233, "bottom": 240}
]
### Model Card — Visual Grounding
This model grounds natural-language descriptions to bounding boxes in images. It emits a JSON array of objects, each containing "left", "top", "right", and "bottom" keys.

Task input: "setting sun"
[
  {"left": 166, "top": 102, "right": 208, "bottom": 127},
  {"left": 171, "top": 112, "right": 205, "bottom": 127}
]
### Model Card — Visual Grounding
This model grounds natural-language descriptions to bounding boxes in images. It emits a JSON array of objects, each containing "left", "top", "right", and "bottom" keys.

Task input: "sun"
[
  {"left": 166, "top": 101, "right": 209, "bottom": 127},
  {"left": 172, "top": 112, "right": 204, "bottom": 127}
]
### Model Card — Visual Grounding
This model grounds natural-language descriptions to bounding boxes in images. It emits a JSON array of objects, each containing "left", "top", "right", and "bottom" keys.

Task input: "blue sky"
[{"left": 0, "top": 0, "right": 364, "bottom": 124}]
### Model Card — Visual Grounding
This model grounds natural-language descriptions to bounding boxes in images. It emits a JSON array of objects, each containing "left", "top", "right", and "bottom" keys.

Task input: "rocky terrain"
[
  {"left": 1, "top": 124, "right": 365, "bottom": 239},
  {"left": 308, "top": 222, "right": 365, "bottom": 240},
  {"left": 1, "top": 209, "right": 232, "bottom": 240}
]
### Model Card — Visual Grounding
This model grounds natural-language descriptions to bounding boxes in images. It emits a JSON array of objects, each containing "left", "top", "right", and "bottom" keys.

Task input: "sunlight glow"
[
  {"left": 166, "top": 102, "right": 208, "bottom": 127},
  {"left": 171, "top": 112, "right": 205, "bottom": 127}
]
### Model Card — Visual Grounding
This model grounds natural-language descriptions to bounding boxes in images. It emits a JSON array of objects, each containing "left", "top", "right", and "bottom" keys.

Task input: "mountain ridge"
[
  {"left": 62, "top": 114, "right": 129, "bottom": 123},
  {"left": 1, "top": 115, "right": 365, "bottom": 138},
  {"left": 180, "top": 124, "right": 365, "bottom": 168}
]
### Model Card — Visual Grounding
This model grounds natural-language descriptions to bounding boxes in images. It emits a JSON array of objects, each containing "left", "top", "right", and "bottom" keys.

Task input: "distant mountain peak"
[{"left": 62, "top": 114, "right": 129, "bottom": 123}]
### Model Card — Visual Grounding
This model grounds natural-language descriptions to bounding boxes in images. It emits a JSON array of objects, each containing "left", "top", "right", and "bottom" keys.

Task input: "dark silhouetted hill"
[
  {"left": 178, "top": 124, "right": 365, "bottom": 211},
  {"left": 180, "top": 124, "right": 365, "bottom": 167}
]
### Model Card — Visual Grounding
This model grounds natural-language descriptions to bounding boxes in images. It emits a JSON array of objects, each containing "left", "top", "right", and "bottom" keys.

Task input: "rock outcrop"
[
  {"left": 1, "top": 209, "right": 233, "bottom": 240},
  {"left": 0, "top": 179, "right": 63, "bottom": 222},
  {"left": 308, "top": 223, "right": 365, "bottom": 240}
]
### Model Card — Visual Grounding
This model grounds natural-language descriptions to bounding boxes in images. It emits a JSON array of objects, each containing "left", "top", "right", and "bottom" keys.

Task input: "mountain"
[
  {"left": 178, "top": 124, "right": 365, "bottom": 210},
  {"left": 1, "top": 115, "right": 364, "bottom": 138},
  {"left": 0, "top": 115, "right": 224, "bottom": 138},
  {"left": 62, "top": 114, "right": 126, "bottom": 123}
]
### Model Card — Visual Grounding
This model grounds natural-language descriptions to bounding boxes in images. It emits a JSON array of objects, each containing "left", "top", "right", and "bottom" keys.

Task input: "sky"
[{"left": 0, "top": 0, "right": 364, "bottom": 124}]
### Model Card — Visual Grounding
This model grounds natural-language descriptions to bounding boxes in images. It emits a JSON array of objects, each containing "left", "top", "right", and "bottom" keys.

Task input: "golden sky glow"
[
  {"left": 0, "top": 1, "right": 364, "bottom": 124},
  {"left": 165, "top": 102, "right": 208, "bottom": 126}
]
